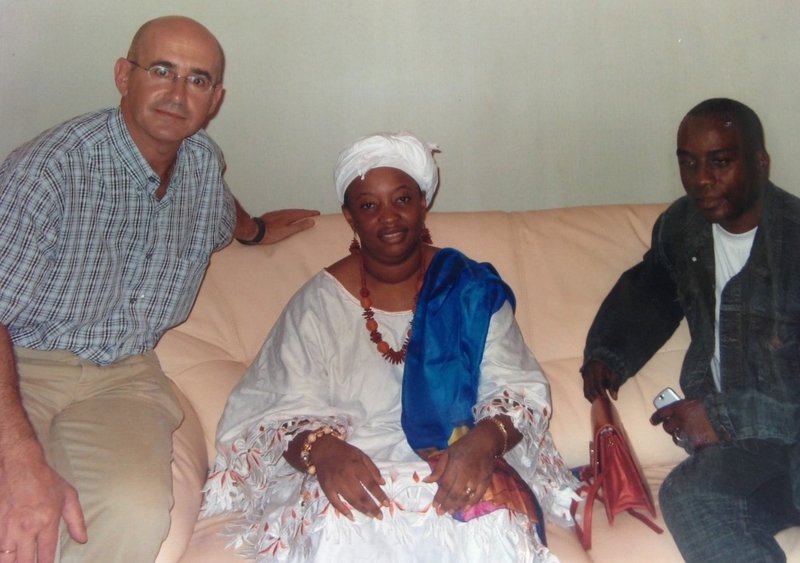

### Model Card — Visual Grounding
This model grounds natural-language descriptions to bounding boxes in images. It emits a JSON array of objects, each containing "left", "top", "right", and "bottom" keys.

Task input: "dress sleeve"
[
  {"left": 202, "top": 276, "right": 351, "bottom": 516},
  {"left": 473, "top": 302, "right": 580, "bottom": 525}
]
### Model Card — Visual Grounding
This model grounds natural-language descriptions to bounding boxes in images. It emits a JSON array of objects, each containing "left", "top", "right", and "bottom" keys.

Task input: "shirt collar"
[{"left": 108, "top": 107, "right": 190, "bottom": 197}]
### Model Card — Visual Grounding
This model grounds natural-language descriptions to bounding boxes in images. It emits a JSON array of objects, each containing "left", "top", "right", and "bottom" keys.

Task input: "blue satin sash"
[{"left": 401, "top": 248, "right": 515, "bottom": 451}]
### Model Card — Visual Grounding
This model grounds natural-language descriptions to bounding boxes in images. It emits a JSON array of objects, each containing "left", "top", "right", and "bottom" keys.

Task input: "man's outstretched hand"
[{"left": 258, "top": 209, "right": 320, "bottom": 244}]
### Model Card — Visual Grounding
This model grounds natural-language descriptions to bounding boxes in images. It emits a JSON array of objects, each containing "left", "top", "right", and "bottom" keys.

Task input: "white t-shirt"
[{"left": 711, "top": 223, "right": 757, "bottom": 391}]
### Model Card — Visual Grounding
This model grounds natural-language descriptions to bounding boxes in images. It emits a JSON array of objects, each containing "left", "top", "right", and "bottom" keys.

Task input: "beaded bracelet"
[
  {"left": 484, "top": 416, "right": 508, "bottom": 458},
  {"left": 299, "top": 427, "right": 343, "bottom": 475}
]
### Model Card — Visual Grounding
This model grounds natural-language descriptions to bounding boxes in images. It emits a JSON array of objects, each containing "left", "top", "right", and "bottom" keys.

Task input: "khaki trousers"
[{"left": 15, "top": 348, "right": 183, "bottom": 563}]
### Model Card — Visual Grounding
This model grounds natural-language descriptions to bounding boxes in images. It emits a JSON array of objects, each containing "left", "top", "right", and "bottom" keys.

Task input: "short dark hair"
[{"left": 684, "top": 98, "right": 765, "bottom": 153}]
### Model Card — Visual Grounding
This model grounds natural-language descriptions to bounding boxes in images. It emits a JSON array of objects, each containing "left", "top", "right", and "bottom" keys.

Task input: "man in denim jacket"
[{"left": 582, "top": 98, "right": 800, "bottom": 562}]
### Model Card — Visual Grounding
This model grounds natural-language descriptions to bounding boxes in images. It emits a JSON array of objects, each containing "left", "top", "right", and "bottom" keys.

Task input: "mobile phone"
[{"left": 653, "top": 387, "right": 682, "bottom": 409}]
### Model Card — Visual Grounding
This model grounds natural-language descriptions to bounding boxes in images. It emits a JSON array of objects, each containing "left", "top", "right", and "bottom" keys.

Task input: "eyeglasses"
[{"left": 127, "top": 60, "right": 219, "bottom": 93}]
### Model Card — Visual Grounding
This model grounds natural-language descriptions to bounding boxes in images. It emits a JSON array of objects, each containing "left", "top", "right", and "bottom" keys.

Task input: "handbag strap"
[
  {"left": 571, "top": 480, "right": 664, "bottom": 551},
  {"left": 571, "top": 462, "right": 664, "bottom": 551},
  {"left": 626, "top": 508, "right": 664, "bottom": 534},
  {"left": 570, "top": 470, "right": 601, "bottom": 550}
]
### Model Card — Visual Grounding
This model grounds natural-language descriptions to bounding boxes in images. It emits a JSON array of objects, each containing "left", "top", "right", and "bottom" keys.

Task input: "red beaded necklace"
[{"left": 358, "top": 248, "right": 425, "bottom": 364}]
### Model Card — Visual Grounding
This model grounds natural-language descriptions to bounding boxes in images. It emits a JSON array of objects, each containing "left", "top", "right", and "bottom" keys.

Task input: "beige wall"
[{"left": 2, "top": 1, "right": 799, "bottom": 214}]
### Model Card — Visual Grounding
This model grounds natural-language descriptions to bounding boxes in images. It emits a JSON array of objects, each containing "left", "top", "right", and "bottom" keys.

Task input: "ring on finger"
[{"left": 464, "top": 486, "right": 474, "bottom": 497}]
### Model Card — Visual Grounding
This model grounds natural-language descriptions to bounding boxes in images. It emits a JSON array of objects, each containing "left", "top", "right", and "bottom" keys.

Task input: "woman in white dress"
[{"left": 202, "top": 133, "right": 579, "bottom": 562}]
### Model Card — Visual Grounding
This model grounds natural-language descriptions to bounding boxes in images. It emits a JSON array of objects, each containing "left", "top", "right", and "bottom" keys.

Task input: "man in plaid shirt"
[{"left": 0, "top": 15, "right": 317, "bottom": 563}]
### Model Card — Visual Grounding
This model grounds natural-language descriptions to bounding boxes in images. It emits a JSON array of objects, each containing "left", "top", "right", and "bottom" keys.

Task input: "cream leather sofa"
[{"left": 153, "top": 204, "right": 800, "bottom": 562}]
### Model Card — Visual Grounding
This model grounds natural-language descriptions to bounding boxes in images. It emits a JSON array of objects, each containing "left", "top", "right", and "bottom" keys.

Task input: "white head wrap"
[{"left": 334, "top": 132, "right": 439, "bottom": 205}]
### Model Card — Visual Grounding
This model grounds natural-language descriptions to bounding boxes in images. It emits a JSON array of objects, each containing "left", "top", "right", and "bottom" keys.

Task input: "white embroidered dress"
[{"left": 203, "top": 270, "right": 578, "bottom": 562}]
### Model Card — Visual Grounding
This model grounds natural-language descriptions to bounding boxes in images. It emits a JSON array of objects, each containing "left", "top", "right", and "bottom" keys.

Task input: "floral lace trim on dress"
[
  {"left": 474, "top": 388, "right": 581, "bottom": 526},
  {"left": 202, "top": 415, "right": 350, "bottom": 517},
  {"left": 201, "top": 390, "right": 579, "bottom": 561}
]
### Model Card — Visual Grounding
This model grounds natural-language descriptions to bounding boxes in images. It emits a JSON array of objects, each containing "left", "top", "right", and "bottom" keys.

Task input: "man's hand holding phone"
[
  {"left": 653, "top": 387, "right": 682, "bottom": 409},
  {"left": 650, "top": 387, "right": 719, "bottom": 451}
]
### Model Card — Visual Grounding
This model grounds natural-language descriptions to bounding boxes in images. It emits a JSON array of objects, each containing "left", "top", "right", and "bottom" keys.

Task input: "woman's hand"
[
  {"left": 311, "top": 436, "right": 389, "bottom": 521},
  {"left": 423, "top": 422, "right": 498, "bottom": 515}
]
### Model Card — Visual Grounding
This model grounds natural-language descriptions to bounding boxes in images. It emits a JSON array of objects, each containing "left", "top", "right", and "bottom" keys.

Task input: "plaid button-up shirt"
[{"left": 0, "top": 108, "right": 235, "bottom": 364}]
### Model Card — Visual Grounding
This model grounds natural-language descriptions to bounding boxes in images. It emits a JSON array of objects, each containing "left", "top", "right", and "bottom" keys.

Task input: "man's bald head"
[{"left": 127, "top": 16, "right": 225, "bottom": 83}]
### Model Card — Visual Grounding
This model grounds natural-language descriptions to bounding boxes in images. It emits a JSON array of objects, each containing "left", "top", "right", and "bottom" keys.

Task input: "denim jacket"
[{"left": 584, "top": 184, "right": 800, "bottom": 454}]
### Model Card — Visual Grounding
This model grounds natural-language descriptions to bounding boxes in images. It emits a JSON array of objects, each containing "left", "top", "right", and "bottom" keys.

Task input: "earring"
[
  {"left": 420, "top": 226, "right": 433, "bottom": 245},
  {"left": 349, "top": 231, "right": 361, "bottom": 254}
]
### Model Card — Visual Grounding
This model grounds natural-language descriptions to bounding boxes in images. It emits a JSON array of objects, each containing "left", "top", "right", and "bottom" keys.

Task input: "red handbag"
[{"left": 571, "top": 395, "right": 663, "bottom": 550}]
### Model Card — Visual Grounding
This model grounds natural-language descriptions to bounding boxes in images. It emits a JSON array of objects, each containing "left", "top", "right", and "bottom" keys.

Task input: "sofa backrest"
[{"left": 156, "top": 205, "right": 689, "bottom": 470}]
